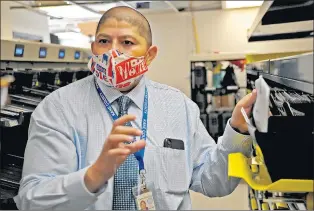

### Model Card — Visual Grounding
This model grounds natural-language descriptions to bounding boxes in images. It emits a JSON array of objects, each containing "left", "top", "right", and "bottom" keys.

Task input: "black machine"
[{"left": 0, "top": 68, "right": 90, "bottom": 209}]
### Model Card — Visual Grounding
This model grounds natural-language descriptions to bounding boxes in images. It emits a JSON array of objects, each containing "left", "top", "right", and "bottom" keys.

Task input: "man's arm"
[
  {"left": 188, "top": 91, "right": 256, "bottom": 197},
  {"left": 14, "top": 95, "right": 102, "bottom": 210},
  {"left": 189, "top": 117, "right": 252, "bottom": 197}
]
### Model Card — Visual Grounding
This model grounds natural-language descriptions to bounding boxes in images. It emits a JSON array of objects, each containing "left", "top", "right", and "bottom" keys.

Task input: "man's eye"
[
  {"left": 123, "top": 40, "right": 134, "bottom": 45},
  {"left": 98, "top": 39, "right": 109, "bottom": 44}
]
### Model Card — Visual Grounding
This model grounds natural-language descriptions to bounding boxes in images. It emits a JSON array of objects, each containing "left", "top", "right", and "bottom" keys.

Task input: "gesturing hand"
[
  {"left": 230, "top": 89, "right": 257, "bottom": 133},
  {"left": 84, "top": 114, "right": 146, "bottom": 193}
]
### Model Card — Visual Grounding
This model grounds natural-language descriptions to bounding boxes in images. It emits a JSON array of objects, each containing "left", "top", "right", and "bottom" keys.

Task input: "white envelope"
[{"left": 253, "top": 76, "right": 270, "bottom": 133}]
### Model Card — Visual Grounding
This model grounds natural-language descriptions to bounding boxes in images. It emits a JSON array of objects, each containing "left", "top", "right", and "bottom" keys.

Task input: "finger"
[
  {"left": 247, "top": 89, "right": 257, "bottom": 106},
  {"left": 108, "top": 148, "right": 131, "bottom": 157},
  {"left": 112, "top": 126, "right": 142, "bottom": 136},
  {"left": 241, "top": 89, "right": 257, "bottom": 108},
  {"left": 124, "top": 140, "right": 146, "bottom": 154},
  {"left": 113, "top": 114, "right": 136, "bottom": 127},
  {"left": 115, "top": 155, "right": 129, "bottom": 166},
  {"left": 107, "top": 134, "right": 133, "bottom": 145}
]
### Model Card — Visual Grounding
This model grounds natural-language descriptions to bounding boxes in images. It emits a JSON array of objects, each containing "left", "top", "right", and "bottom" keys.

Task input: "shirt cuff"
[
  {"left": 64, "top": 166, "right": 108, "bottom": 203},
  {"left": 219, "top": 119, "right": 252, "bottom": 157}
]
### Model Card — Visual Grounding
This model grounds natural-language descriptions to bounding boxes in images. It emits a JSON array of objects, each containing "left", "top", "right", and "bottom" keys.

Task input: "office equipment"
[
  {"left": 39, "top": 47, "right": 47, "bottom": 58},
  {"left": 247, "top": 0, "right": 313, "bottom": 42},
  {"left": 14, "top": 44, "right": 24, "bottom": 57},
  {"left": 74, "top": 51, "right": 81, "bottom": 60},
  {"left": 0, "top": 39, "right": 91, "bottom": 209},
  {"left": 229, "top": 52, "right": 314, "bottom": 210},
  {"left": 59, "top": 49, "right": 65, "bottom": 59}
]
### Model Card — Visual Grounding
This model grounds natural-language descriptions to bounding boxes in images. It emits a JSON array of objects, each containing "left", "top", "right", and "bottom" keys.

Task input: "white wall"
[
  {"left": 145, "top": 13, "right": 193, "bottom": 96},
  {"left": 195, "top": 8, "right": 313, "bottom": 54},
  {"left": 1, "top": 1, "right": 13, "bottom": 40},
  {"left": 1, "top": 1, "right": 51, "bottom": 43}
]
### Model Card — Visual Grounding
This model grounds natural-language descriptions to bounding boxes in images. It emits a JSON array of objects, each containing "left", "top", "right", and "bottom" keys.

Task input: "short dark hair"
[{"left": 96, "top": 6, "right": 152, "bottom": 47}]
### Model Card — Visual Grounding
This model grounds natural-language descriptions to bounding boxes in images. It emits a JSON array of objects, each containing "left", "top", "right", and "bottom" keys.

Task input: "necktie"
[{"left": 112, "top": 95, "right": 138, "bottom": 210}]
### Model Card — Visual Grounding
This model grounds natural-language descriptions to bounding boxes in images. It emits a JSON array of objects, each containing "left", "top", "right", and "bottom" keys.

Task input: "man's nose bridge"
[{"left": 111, "top": 40, "right": 120, "bottom": 51}]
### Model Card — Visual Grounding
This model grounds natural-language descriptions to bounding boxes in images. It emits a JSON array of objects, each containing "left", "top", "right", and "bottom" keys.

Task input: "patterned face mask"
[{"left": 88, "top": 49, "right": 149, "bottom": 89}]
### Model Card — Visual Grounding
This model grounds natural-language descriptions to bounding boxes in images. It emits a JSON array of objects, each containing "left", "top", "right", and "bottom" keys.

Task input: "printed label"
[{"left": 115, "top": 58, "right": 148, "bottom": 84}]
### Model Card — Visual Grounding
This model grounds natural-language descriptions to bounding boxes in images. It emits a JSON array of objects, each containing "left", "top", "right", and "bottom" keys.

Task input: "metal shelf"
[
  {"left": 246, "top": 69, "right": 259, "bottom": 76},
  {"left": 260, "top": 72, "right": 313, "bottom": 95},
  {"left": 248, "top": 0, "right": 314, "bottom": 42},
  {"left": 205, "top": 86, "right": 239, "bottom": 96},
  {"left": 246, "top": 53, "right": 313, "bottom": 94},
  {"left": 269, "top": 53, "right": 313, "bottom": 84}
]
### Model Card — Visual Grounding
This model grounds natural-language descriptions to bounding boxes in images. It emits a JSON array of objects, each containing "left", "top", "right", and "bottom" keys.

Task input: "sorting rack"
[
  {"left": 246, "top": 53, "right": 313, "bottom": 95},
  {"left": 229, "top": 153, "right": 313, "bottom": 193},
  {"left": 229, "top": 52, "right": 314, "bottom": 210},
  {"left": 0, "top": 59, "right": 90, "bottom": 210}
]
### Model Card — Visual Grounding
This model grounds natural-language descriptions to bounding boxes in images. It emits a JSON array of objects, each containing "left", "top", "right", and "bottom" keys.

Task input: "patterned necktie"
[{"left": 112, "top": 95, "right": 138, "bottom": 210}]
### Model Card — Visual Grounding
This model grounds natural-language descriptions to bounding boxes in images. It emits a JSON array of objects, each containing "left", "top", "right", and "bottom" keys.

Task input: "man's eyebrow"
[
  {"left": 96, "top": 33, "right": 111, "bottom": 38},
  {"left": 120, "top": 35, "right": 138, "bottom": 40}
]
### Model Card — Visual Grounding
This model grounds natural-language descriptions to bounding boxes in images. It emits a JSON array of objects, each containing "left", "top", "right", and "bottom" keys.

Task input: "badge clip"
[{"left": 140, "top": 169, "right": 147, "bottom": 189}]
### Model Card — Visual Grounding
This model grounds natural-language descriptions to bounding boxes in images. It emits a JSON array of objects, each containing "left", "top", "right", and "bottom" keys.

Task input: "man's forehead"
[
  {"left": 96, "top": 18, "right": 142, "bottom": 36},
  {"left": 96, "top": 6, "right": 152, "bottom": 46},
  {"left": 98, "top": 17, "right": 137, "bottom": 29}
]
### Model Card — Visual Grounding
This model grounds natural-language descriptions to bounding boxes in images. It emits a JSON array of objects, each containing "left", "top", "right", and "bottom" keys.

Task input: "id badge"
[{"left": 132, "top": 171, "right": 156, "bottom": 210}]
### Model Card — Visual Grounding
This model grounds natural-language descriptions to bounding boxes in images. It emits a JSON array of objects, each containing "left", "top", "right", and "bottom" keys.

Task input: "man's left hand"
[{"left": 230, "top": 89, "right": 257, "bottom": 133}]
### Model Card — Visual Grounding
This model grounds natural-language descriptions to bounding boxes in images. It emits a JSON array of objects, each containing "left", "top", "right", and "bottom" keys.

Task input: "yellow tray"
[{"left": 228, "top": 153, "right": 314, "bottom": 192}]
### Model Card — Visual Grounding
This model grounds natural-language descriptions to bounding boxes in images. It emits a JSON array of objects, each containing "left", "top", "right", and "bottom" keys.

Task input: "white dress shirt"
[{"left": 14, "top": 75, "right": 252, "bottom": 210}]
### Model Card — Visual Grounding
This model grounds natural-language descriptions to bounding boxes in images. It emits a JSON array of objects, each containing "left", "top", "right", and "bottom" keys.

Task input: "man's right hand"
[{"left": 84, "top": 114, "right": 146, "bottom": 193}]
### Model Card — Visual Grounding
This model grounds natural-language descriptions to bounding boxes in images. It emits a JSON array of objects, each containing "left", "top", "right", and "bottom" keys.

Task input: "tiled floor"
[{"left": 191, "top": 180, "right": 249, "bottom": 210}]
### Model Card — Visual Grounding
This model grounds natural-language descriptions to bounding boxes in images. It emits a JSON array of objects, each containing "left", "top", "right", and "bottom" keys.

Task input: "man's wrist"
[
  {"left": 231, "top": 125, "right": 250, "bottom": 135},
  {"left": 230, "top": 118, "right": 249, "bottom": 135},
  {"left": 84, "top": 164, "right": 109, "bottom": 193}
]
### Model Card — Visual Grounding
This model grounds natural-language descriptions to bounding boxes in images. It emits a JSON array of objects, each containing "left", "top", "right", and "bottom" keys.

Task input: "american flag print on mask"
[{"left": 88, "top": 49, "right": 148, "bottom": 89}]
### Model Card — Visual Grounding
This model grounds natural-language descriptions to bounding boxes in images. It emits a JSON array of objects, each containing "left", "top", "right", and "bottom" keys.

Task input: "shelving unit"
[
  {"left": 0, "top": 39, "right": 91, "bottom": 209},
  {"left": 260, "top": 72, "right": 313, "bottom": 95},
  {"left": 232, "top": 50, "right": 314, "bottom": 210},
  {"left": 247, "top": 0, "right": 313, "bottom": 42},
  {"left": 246, "top": 53, "right": 313, "bottom": 94}
]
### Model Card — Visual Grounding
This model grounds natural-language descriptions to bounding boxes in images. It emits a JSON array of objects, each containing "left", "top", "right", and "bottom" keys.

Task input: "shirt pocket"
[{"left": 145, "top": 145, "right": 189, "bottom": 194}]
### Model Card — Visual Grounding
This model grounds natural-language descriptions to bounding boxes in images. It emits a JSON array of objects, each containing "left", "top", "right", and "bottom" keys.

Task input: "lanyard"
[{"left": 94, "top": 79, "right": 148, "bottom": 173}]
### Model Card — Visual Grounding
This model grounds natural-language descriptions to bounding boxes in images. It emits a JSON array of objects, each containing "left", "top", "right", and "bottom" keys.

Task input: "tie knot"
[{"left": 117, "top": 95, "right": 132, "bottom": 116}]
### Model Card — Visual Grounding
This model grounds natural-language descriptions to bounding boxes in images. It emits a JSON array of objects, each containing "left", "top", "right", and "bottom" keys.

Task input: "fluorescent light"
[
  {"left": 54, "top": 32, "right": 86, "bottom": 39},
  {"left": 225, "top": 1, "right": 263, "bottom": 9},
  {"left": 56, "top": 32, "right": 91, "bottom": 48},
  {"left": 39, "top": 5, "right": 101, "bottom": 19},
  {"left": 87, "top": 2, "right": 118, "bottom": 12}
]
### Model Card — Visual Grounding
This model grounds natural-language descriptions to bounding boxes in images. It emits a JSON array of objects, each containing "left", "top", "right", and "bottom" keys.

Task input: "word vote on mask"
[{"left": 88, "top": 49, "right": 149, "bottom": 89}]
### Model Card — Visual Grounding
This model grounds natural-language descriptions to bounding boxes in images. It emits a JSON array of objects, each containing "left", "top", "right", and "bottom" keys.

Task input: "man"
[
  {"left": 140, "top": 200, "right": 149, "bottom": 210},
  {"left": 14, "top": 6, "right": 256, "bottom": 210}
]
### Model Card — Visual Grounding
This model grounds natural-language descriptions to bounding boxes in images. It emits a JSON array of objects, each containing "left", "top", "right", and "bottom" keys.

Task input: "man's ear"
[{"left": 145, "top": 46, "right": 157, "bottom": 66}]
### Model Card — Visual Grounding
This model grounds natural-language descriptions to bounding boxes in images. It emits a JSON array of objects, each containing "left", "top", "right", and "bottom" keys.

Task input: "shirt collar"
[{"left": 95, "top": 76, "right": 147, "bottom": 110}]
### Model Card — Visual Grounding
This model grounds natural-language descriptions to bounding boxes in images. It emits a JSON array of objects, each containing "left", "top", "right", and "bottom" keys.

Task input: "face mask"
[{"left": 88, "top": 49, "right": 149, "bottom": 89}]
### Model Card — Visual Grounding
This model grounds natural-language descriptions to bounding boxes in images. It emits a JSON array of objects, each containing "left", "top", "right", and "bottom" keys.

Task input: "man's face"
[
  {"left": 140, "top": 201, "right": 146, "bottom": 210},
  {"left": 92, "top": 18, "right": 149, "bottom": 57}
]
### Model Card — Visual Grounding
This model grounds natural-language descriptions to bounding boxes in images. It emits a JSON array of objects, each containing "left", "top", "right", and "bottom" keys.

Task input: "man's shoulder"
[
  {"left": 45, "top": 75, "right": 93, "bottom": 103},
  {"left": 146, "top": 79, "right": 181, "bottom": 94},
  {"left": 146, "top": 79, "right": 196, "bottom": 104},
  {"left": 146, "top": 79, "right": 200, "bottom": 114}
]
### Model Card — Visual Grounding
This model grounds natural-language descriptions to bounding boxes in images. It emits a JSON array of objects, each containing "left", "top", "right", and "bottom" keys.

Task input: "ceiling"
[
  {"left": 13, "top": 1, "right": 222, "bottom": 12},
  {"left": 10, "top": 1, "right": 223, "bottom": 39}
]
